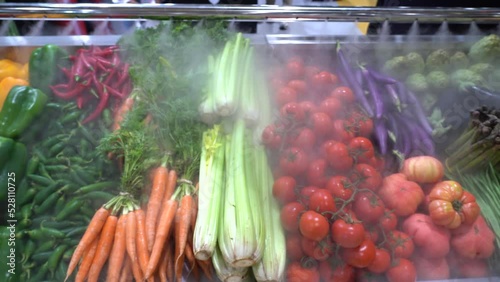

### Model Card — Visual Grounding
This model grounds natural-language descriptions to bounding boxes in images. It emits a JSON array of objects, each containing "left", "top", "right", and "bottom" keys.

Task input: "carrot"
[
  {"left": 174, "top": 194, "right": 193, "bottom": 282},
  {"left": 135, "top": 208, "right": 150, "bottom": 276},
  {"left": 74, "top": 237, "right": 99, "bottom": 282},
  {"left": 112, "top": 96, "right": 135, "bottom": 132},
  {"left": 144, "top": 199, "right": 178, "bottom": 279},
  {"left": 185, "top": 242, "right": 200, "bottom": 281},
  {"left": 197, "top": 258, "right": 214, "bottom": 281},
  {"left": 166, "top": 241, "right": 175, "bottom": 282},
  {"left": 66, "top": 207, "right": 110, "bottom": 281},
  {"left": 125, "top": 211, "right": 138, "bottom": 265},
  {"left": 146, "top": 165, "right": 168, "bottom": 251},
  {"left": 163, "top": 170, "right": 177, "bottom": 205},
  {"left": 119, "top": 256, "right": 133, "bottom": 282},
  {"left": 106, "top": 214, "right": 127, "bottom": 282},
  {"left": 130, "top": 256, "right": 144, "bottom": 282},
  {"left": 87, "top": 214, "right": 118, "bottom": 282},
  {"left": 158, "top": 246, "right": 169, "bottom": 282}
]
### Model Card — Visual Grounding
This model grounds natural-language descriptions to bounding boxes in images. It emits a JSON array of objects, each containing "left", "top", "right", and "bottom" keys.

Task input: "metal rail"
[{"left": 0, "top": 4, "right": 500, "bottom": 23}]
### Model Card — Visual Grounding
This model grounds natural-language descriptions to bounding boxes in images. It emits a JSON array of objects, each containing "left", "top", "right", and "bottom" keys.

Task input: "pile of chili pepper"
[{"left": 50, "top": 45, "right": 132, "bottom": 124}]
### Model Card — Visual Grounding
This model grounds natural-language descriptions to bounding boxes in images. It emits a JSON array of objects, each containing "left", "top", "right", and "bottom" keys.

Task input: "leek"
[
  {"left": 193, "top": 125, "right": 225, "bottom": 260},
  {"left": 218, "top": 120, "right": 264, "bottom": 267},
  {"left": 213, "top": 245, "right": 249, "bottom": 282},
  {"left": 252, "top": 147, "right": 286, "bottom": 282}
]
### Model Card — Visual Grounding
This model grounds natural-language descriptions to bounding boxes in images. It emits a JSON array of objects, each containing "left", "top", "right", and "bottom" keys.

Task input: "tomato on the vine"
[
  {"left": 276, "top": 86, "right": 298, "bottom": 106},
  {"left": 306, "top": 159, "right": 330, "bottom": 187},
  {"left": 348, "top": 137, "right": 375, "bottom": 163},
  {"left": 286, "top": 58, "right": 305, "bottom": 79},
  {"left": 319, "top": 261, "right": 355, "bottom": 282},
  {"left": 351, "top": 164, "right": 382, "bottom": 191},
  {"left": 281, "top": 201, "right": 306, "bottom": 233},
  {"left": 287, "top": 234, "right": 305, "bottom": 261},
  {"left": 386, "top": 258, "right": 417, "bottom": 282},
  {"left": 364, "top": 225, "right": 380, "bottom": 243},
  {"left": 272, "top": 176, "right": 298, "bottom": 205},
  {"left": 348, "top": 110, "right": 374, "bottom": 137},
  {"left": 311, "top": 71, "right": 338, "bottom": 89},
  {"left": 353, "top": 192, "right": 385, "bottom": 224},
  {"left": 279, "top": 147, "right": 309, "bottom": 176},
  {"left": 341, "top": 239, "right": 377, "bottom": 268},
  {"left": 326, "top": 176, "right": 353, "bottom": 201},
  {"left": 288, "top": 79, "right": 307, "bottom": 96},
  {"left": 331, "top": 119, "right": 355, "bottom": 143},
  {"left": 308, "top": 189, "right": 336, "bottom": 218},
  {"left": 326, "top": 142, "right": 353, "bottom": 172},
  {"left": 280, "top": 102, "right": 306, "bottom": 123},
  {"left": 309, "top": 112, "right": 333, "bottom": 137},
  {"left": 301, "top": 237, "right": 334, "bottom": 261},
  {"left": 299, "top": 211, "right": 330, "bottom": 241},
  {"left": 261, "top": 124, "right": 283, "bottom": 149},
  {"left": 379, "top": 209, "right": 398, "bottom": 232},
  {"left": 331, "top": 86, "right": 355, "bottom": 104},
  {"left": 299, "top": 101, "right": 318, "bottom": 118},
  {"left": 289, "top": 127, "right": 317, "bottom": 151},
  {"left": 331, "top": 218, "right": 366, "bottom": 248},
  {"left": 367, "top": 248, "right": 391, "bottom": 274},
  {"left": 305, "top": 66, "right": 321, "bottom": 81},
  {"left": 319, "top": 97, "right": 343, "bottom": 119},
  {"left": 300, "top": 186, "right": 320, "bottom": 207},
  {"left": 286, "top": 261, "right": 320, "bottom": 282},
  {"left": 385, "top": 230, "right": 414, "bottom": 259}
]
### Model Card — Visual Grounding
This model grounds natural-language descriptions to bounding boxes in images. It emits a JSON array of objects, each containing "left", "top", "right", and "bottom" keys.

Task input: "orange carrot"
[
  {"left": 174, "top": 194, "right": 193, "bottom": 282},
  {"left": 185, "top": 242, "right": 200, "bottom": 281},
  {"left": 135, "top": 208, "right": 150, "bottom": 276},
  {"left": 146, "top": 165, "right": 168, "bottom": 251},
  {"left": 163, "top": 170, "right": 177, "bottom": 205},
  {"left": 112, "top": 96, "right": 135, "bottom": 132},
  {"left": 87, "top": 214, "right": 118, "bottom": 282},
  {"left": 66, "top": 207, "right": 110, "bottom": 281},
  {"left": 106, "top": 214, "right": 127, "bottom": 282},
  {"left": 166, "top": 241, "right": 175, "bottom": 282},
  {"left": 119, "top": 256, "right": 133, "bottom": 282},
  {"left": 125, "top": 211, "right": 138, "bottom": 265},
  {"left": 158, "top": 248, "right": 168, "bottom": 282},
  {"left": 75, "top": 237, "right": 99, "bottom": 282},
  {"left": 197, "top": 259, "right": 214, "bottom": 281},
  {"left": 130, "top": 256, "right": 144, "bottom": 282},
  {"left": 145, "top": 199, "right": 178, "bottom": 279}
]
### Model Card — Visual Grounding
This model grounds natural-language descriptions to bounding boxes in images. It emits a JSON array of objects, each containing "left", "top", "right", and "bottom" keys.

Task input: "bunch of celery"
[{"left": 193, "top": 33, "right": 285, "bottom": 282}]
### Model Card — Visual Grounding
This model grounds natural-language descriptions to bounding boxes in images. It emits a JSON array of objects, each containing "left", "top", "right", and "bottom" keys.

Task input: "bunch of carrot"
[{"left": 64, "top": 165, "right": 214, "bottom": 282}]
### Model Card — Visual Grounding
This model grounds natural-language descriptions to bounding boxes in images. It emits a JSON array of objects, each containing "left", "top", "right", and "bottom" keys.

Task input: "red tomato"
[
  {"left": 364, "top": 225, "right": 380, "bottom": 243},
  {"left": 305, "top": 66, "right": 321, "bottom": 81},
  {"left": 356, "top": 270, "right": 386, "bottom": 282},
  {"left": 320, "top": 139, "right": 337, "bottom": 156},
  {"left": 300, "top": 186, "right": 320, "bottom": 207},
  {"left": 367, "top": 156, "right": 385, "bottom": 172},
  {"left": 261, "top": 124, "right": 283, "bottom": 149},
  {"left": 385, "top": 230, "right": 414, "bottom": 259},
  {"left": 281, "top": 202, "right": 306, "bottom": 233},
  {"left": 331, "top": 119, "right": 355, "bottom": 143},
  {"left": 301, "top": 237, "right": 334, "bottom": 261},
  {"left": 326, "top": 176, "right": 353, "bottom": 201},
  {"left": 341, "top": 239, "right": 376, "bottom": 268},
  {"left": 286, "top": 58, "right": 305, "bottom": 79},
  {"left": 319, "top": 97, "right": 343, "bottom": 119},
  {"left": 272, "top": 176, "right": 297, "bottom": 205},
  {"left": 379, "top": 209, "right": 398, "bottom": 232},
  {"left": 367, "top": 248, "right": 391, "bottom": 274},
  {"left": 386, "top": 258, "right": 416, "bottom": 282},
  {"left": 306, "top": 159, "right": 330, "bottom": 188},
  {"left": 280, "top": 102, "right": 306, "bottom": 123},
  {"left": 353, "top": 192, "right": 385, "bottom": 223},
  {"left": 299, "top": 211, "right": 330, "bottom": 241},
  {"left": 319, "top": 261, "right": 355, "bottom": 282},
  {"left": 348, "top": 137, "right": 375, "bottom": 163},
  {"left": 309, "top": 112, "right": 333, "bottom": 137},
  {"left": 331, "top": 218, "right": 365, "bottom": 248},
  {"left": 289, "top": 127, "right": 316, "bottom": 151},
  {"left": 326, "top": 142, "right": 354, "bottom": 172},
  {"left": 351, "top": 164, "right": 382, "bottom": 191},
  {"left": 286, "top": 262, "right": 320, "bottom": 282},
  {"left": 287, "top": 234, "right": 305, "bottom": 261},
  {"left": 299, "top": 101, "right": 318, "bottom": 118},
  {"left": 279, "top": 147, "right": 309, "bottom": 177},
  {"left": 331, "top": 86, "right": 355, "bottom": 104},
  {"left": 276, "top": 86, "right": 298, "bottom": 106},
  {"left": 288, "top": 79, "right": 307, "bottom": 96},
  {"left": 378, "top": 173, "right": 425, "bottom": 217},
  {"left": 308, "top": 189, "right": 336, "bottom": 217},
  {"left": 348, "top": 110, "right": 373, "bottom": 137},
  {"left": 312, "top": 71, "right": 338, "bottom": 89}
]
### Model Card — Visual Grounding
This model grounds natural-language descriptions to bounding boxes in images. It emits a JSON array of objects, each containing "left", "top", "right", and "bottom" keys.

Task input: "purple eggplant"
[
  {"left": 368, "top": 68, "right": 398, "bottom": 85},
  {"left": 405, "top": 90, "right": 434, "bottom": 136},
  {"left": 362, "top": 68, "right": 384, "bottom": 119},
  {"left": 385, "top": 84, "right": 402, "bottom": 112},
  {"left": 396, "top": 82, "right": 409, "bottom": 106},
  {"left": 374, "top": 118, "right": 388, "bottom": 155},
  {"left": 337, "top": 48, "right": 374, "bottom": 117}
]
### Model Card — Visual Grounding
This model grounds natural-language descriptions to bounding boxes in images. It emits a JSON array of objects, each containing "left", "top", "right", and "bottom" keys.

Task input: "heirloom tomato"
[
  {"left": 378, "top": 173, "right": 424, "bottom": 217},
  {"left": 400, "top": 156, "right": 444, "bottom": 184}
]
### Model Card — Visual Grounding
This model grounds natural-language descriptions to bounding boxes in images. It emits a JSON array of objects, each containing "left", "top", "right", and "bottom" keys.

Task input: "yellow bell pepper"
[
  {"left": 0, "top": 59, "right": 25, "bottom": 81},
  {"left": 19, "top": 63, "right": 29, "bottom": 81},
  {"left": 0, "top": 77, "right": 29, "bottom": 111}
]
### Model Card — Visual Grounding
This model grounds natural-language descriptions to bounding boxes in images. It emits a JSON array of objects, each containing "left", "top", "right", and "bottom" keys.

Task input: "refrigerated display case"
[{"left": 1, "top": 3, "right": 500, "bottom": 282}]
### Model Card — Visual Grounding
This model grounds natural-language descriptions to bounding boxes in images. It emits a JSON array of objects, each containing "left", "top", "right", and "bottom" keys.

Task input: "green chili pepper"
[
  {"left": 31, "top": 251, "right": 53, "bottom": 262},
  {"left": 27, "top": 227, "right": 65, "bottom": 240},
  {"left": 41, "top": 220, "right": 76, "bottom": 230},
  {"left": 54, "top": 194, "right": 66, "bottom": 215},
  {"left": 26, "top": 157, "right": 40, "bottom": 175},
  {"left": 29, "top": 44, "right": 69, "bottom": 95},
  {"left": 48, "top": 142, "right": 66, "bottom": 157},
  {"left": 28, "top": 261, "right": 48, "bottom": 281},
  {"left": 21, "top": 240, "right": 36, "bottom": 264},
  {"left": 55, "top": 198, "right": 85, "bottom": 221},
  {"left": 34, "top": 191, "right": 63, "bottom": 214},
  {"left": 17, "top": 188, "right": 36, "bottom": 207},
  {"left": 47, "top": 244, "right": 68, "bottom": 275},
  {"left": 75, "top": 181, "right": 117, "bottom": 195},
  {"left": 81, "top": 190, "right": 115, "bottom": 203},
  {"left": 34, "top": 239, "right": 56, "bottom": 254},
  {"left": 0, "top": 86, "right": 48, "bottom": 139},
  {"left": 65, "top": 226, "right": 87, "bottom": 238},
  {"left": 32, "top": 181, "right": 60, "bottom": 205},
  {"left": 19, "top": 204, "right": 33, "bottom": 220},
  {"left": 27, "top": 174, "right": 54, "bottom": 187}
]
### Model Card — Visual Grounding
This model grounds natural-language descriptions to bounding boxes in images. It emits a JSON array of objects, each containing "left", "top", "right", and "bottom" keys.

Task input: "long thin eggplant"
[
  {"left": 385, "top": 84, "right": 402, "bottom": 112},
  {"left": 394, "top": 113, "right": 412, "bottom": 157},
  {"left": 396, "top": 82, "right": 409, "bottom": 106},
  {"left": 374, "top": 118, "right": 388, "bottom": 155},
  {"left": 337, "top": 48, "right": 374, "bottom": 117},
  {"left": 362, "top": 68, "right": 384, "bottom": 119},
  {"left": 405, "top": 90, "right": 434, "bottom": 135},
  {"left": 368, "top": 69, "right": 398, "bottom": 85}
]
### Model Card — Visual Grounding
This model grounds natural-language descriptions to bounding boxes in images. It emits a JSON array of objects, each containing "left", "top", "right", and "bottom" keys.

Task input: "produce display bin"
[{"left": 1, "top": 3, "right": 500, "bottom": 282}]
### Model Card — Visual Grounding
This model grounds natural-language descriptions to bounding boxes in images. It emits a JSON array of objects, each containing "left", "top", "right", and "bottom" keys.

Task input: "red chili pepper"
[
  {"left": 50, "top": 84, "right": 85, "bottom": 100},
  {"left": 101, "top": 83, "right": 125, "bottom": 99},
  {"left": 82, "top": 87, "right": 109, "bottom": 124},
  {"left": 111, "top": 52, "right": 120, "bottom": 67},
  {"left": 103, "top": 69, "right": 116, "bottom": 85},
  {"left": 92, "top": 47, "right": 118, "bottom": 57},
  {"left": 79, "top": 53, "right": 94, "bottom": 71},
  {"left": 96, "top": 57, "right": 114, "bottom": 68},
  {"left": 76, "top": 96, "right": 84, "bottom": 109},
  {"left": 116, "top": 64, "right": 130, "bottom": 86},
  {"left": 59, "top": 66, "right": 72, "bottom": 79}
]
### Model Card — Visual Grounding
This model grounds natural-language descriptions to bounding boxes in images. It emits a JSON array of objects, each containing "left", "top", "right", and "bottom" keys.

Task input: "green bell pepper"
[
  {"left": 0, "top": 226, "right": 20, "bottom": 282},
  {"left": 29, "top": 44, "right": 68, "bottom": 95},
  {"left": 0, "top": 86, "right": 48, "bottom": 139},
  {"left": 0, "top": 137, "right": 28, "bottom": 221}
]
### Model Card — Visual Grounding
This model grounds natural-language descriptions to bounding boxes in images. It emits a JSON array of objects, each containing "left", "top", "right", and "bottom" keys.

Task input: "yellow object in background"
[
  {"left": 337, "top": 0, "right": 378, "bottom": 34},
  {"left": 0, "top": 76, "right": 29, "bottom": 111},
  {"left": 0, "top": 59, "right": 28, "bottom": 81}
]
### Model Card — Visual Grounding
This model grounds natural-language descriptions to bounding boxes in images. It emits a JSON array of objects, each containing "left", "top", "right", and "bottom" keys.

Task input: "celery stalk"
[
  {"left": 193, "top": 125, "right": 225, "bottom": 260},
  {"left": 252, "top": 147, "right": 286, "bottom": 282},
  {"left": 219, "top": 120, "right": 263, "bottom": 267},
  {"left": 199, "top": 54, "right": 221, "bottom": 125},
  {"left": 213, "top": 246, "right": 249, "bottom": 282},
  {"left": 215, "top": 39, "right": 234, "bottom": 116},
  {"left": 239, "top": 46, "right": 259, "bottom": 127}
]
